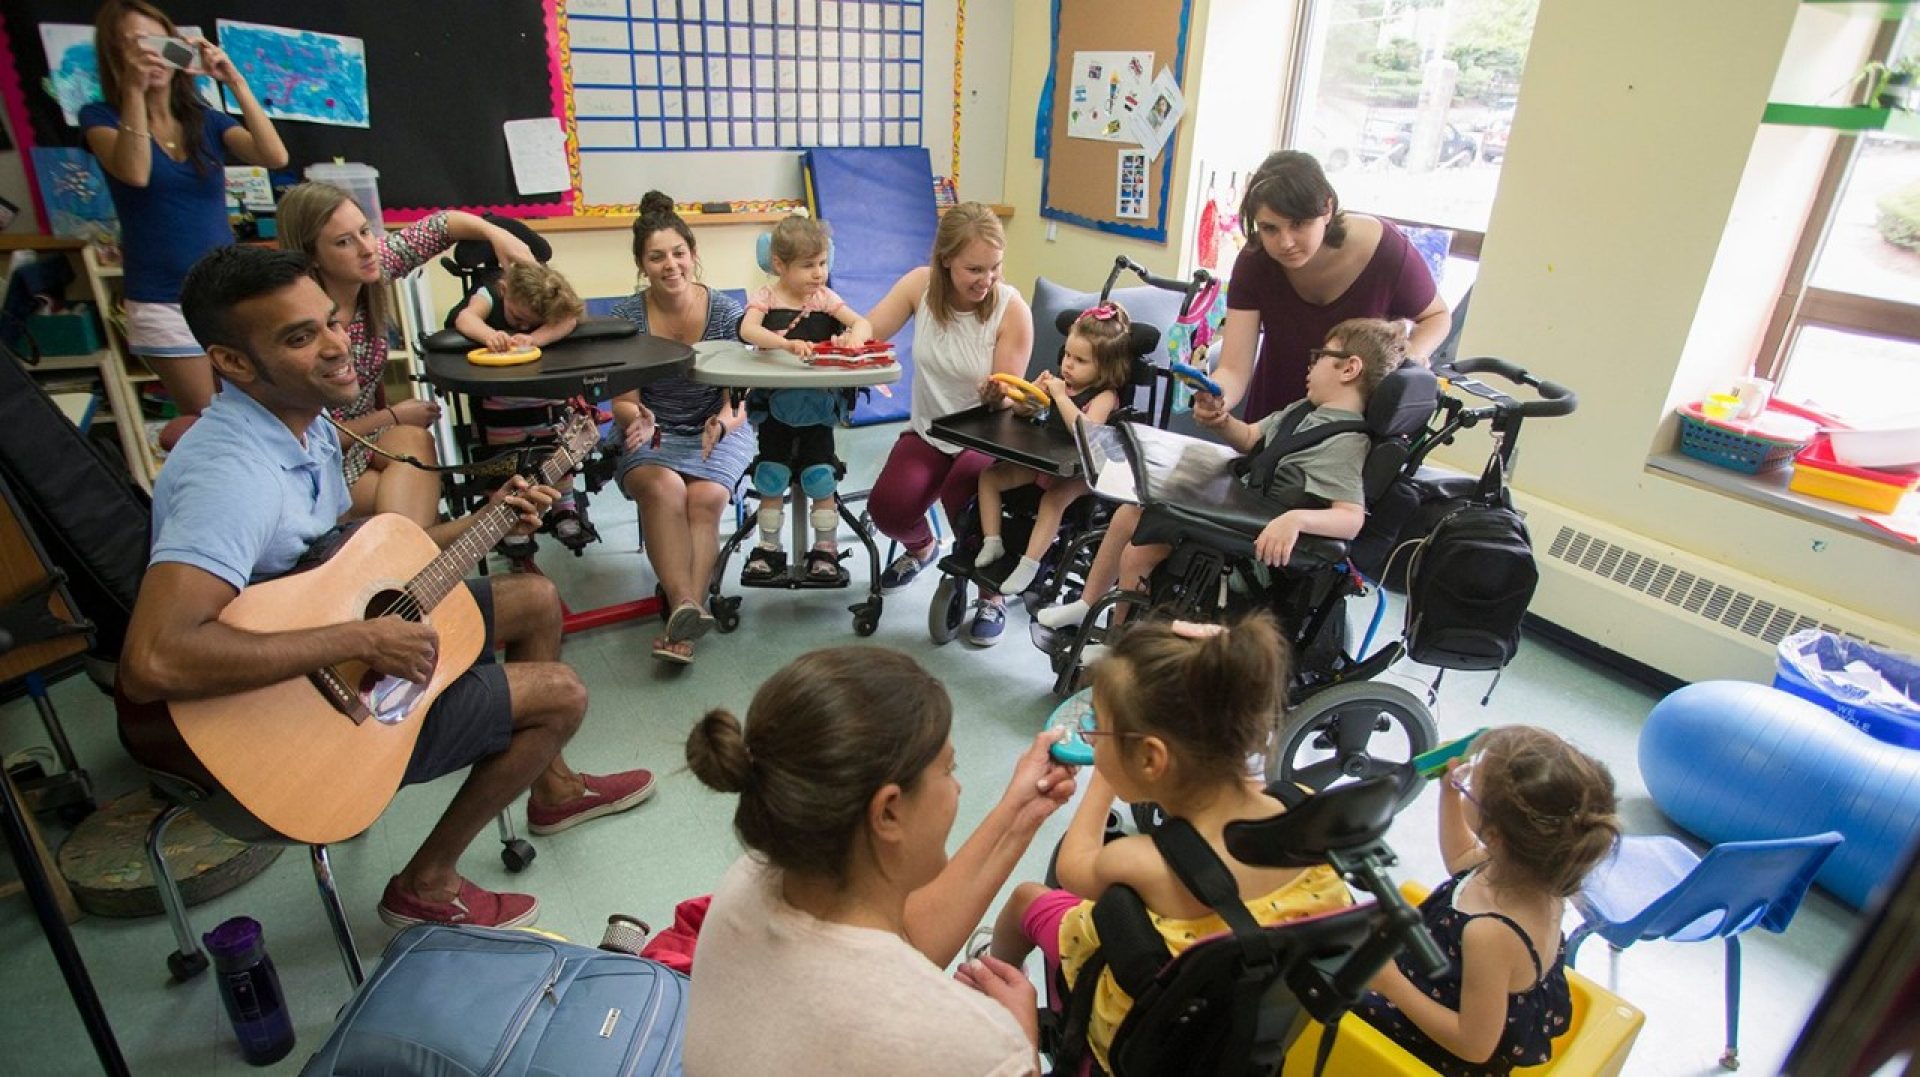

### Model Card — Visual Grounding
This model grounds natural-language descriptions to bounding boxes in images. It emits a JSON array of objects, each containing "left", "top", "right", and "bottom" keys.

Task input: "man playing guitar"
[{"left": 119, "top": 246, "right": 652, "bottom": 929}]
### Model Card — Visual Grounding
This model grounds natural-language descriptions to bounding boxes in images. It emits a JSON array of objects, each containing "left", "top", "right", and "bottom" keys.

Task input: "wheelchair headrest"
[
  {"left": 1366, "top": 363, "right": 1438, "bottom": 440},
  {"left": 1051, "top": 309, "right": 1162, "bottom": 360},
  {"left": 756, "top": 231, "right": 835, "bottom": 275},
  {"left": 448, "top": 214, "right": 553, "bottom": 271},
  {"left": 1223, "top": 774, "right": 1403, "bottom": 869}
]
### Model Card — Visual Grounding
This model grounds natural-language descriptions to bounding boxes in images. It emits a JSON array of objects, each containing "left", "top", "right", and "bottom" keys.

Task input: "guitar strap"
[{"left": 326, "top": 413, "right": 550, "bottom": 479}]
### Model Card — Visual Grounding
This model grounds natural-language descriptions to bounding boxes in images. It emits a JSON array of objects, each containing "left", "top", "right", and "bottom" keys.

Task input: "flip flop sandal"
[
  {"left": 650, "top": 637, "right": 694, "bottom": 665},
  {"left": 666, "top": 603, "right": 713, "bottom": 643},
  {"left": 741, "top": 547, "right": 787, "bottom": 585}
]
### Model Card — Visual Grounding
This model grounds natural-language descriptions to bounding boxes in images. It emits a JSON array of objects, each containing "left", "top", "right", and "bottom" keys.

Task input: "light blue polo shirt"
[{"left": 150, "top": 388, "right": 353, "bottom": 591}]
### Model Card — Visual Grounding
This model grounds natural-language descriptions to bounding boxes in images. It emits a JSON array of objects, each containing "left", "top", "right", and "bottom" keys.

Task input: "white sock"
[
  {"left": 975, "top": 535, "right": 1005, "bottom": 567},
  {"left": 1037, "top": 599, "right": 1090, "bottom": 630},
  {"left": 999, "top": 556, "right": 1041, "bottom": 594},
  {"left": 757, "top": 504, "right": 784, "bottom": 550},
  {"left": 811, "top": 506, "right": 838, "bottom": 548}
]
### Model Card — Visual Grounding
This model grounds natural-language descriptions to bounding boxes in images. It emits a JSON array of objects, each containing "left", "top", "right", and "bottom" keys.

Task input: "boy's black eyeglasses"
[{"left": 1307, "top": 347, "right": 1360, "bottom": 364}]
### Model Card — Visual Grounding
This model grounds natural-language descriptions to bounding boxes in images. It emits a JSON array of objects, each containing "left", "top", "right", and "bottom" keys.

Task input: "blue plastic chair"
[{"left": 1567, "top": 831, "right": 1842, "bottom": 1071}]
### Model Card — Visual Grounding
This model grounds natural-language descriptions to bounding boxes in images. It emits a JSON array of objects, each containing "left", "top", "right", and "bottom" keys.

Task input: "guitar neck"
[{"left": 406, "top": 443, "right": 577, "bottom": 610}]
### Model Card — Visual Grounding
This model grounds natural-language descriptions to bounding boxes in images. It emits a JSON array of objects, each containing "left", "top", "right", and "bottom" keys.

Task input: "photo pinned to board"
[
  {"left": 1116, "top": 148, "right": 1148, "bottom": 220},
  {"left": 1129, "top": 67, "right": 1185, "bottom": 163}
]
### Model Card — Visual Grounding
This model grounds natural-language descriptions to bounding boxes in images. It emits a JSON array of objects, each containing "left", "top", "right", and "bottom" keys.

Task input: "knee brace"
[
  {"left": 799, "top": 463, "right": 839, "bottom": 500},
  {"left": 752, "top": 460, "right": 792, "bottom": 497}
]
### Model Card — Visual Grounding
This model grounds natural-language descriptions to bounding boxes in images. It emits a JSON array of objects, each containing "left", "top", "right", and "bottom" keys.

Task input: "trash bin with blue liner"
[{"left": 1772, "top": 628, "right": 1920, "bottom": 749}]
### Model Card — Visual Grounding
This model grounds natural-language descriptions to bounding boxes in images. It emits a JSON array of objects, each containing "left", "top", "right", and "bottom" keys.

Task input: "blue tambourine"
[
  {"left": 1170, "top": 360, "right": 1222, "bottom": 398},
  {"left": 1046, "top": 688, "right": 1097, "bottom": 766}
]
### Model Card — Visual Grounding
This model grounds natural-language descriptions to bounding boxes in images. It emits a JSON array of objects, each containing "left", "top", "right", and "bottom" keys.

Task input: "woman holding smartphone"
[{"left": 81, "top": 0, "right": 287, "bottom": 419}]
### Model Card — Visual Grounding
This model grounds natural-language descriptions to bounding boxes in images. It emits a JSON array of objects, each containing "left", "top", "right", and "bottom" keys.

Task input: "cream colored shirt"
[
  {"left": 908, "top": 282, "right": 1021, "bottom": 454},
  {"left": 684, "top": 855, "right": 1035, "bottom": 1077}
]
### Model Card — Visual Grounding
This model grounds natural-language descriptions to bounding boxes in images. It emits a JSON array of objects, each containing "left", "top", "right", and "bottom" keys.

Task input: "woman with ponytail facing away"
[{"left": 682, "top": 647, "right": 1077, "bottom": 1075}]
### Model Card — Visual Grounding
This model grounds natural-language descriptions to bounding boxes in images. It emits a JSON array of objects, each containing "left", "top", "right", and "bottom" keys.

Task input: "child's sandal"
[{"left": 742, "top": 547, "right": 786, "bottom": 583}]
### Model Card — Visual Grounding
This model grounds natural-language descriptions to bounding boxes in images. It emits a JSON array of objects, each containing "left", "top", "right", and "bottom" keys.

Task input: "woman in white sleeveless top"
[{"left": 864, "top": 203, "right": 1034, "bottom": 646}]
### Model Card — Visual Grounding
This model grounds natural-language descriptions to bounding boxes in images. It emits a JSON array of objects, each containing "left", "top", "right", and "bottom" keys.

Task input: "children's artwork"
[
  {"left": 1115, "top": 149, "right": 1148, "bottom": 220},
  {"left": 31, "top": 147, "right": 118, "bottom": 240},
  {"left": 39, "top": 23, "right": 220, "bottom": 127},
  {"left": 215, "top": 20, "right": 369, "bottom": 128},
  {"left": 1128, "top": 67, "right": 1186, "bottom": 163},
  {"left": 1067, "top": 50, "right": 1153, "bottom": 143},
  {"left": 224, "top": 166, "right": 273, "bottom": 211}
]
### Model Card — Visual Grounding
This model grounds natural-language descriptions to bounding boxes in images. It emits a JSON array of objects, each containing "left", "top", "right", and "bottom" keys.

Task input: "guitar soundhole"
[
  {"left": 358, "top": 588, "right": 431, "bottom": 725},
  {"left": 365, "top": 589, "right": 423, "bottom": 623}
]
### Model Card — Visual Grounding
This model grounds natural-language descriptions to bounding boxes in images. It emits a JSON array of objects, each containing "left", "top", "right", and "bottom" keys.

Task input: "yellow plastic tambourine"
[
  {"left": 468, "top": 345, "right": 542, "bottom": 367},
  {"left": 990, "top": 372, "right": 1049, "bottom": 408}
]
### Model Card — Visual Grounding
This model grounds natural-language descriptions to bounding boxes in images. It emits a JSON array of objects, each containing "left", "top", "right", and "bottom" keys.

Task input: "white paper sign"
[
  {"left": 1067, "top": 50, "right": 1153, "bottom": 142},
  {"left": 503, "top": 117, "right": 571, "bottom": 196},
  {"left": 1129, "top": 67, "right": 1186, "bottom": 163}
]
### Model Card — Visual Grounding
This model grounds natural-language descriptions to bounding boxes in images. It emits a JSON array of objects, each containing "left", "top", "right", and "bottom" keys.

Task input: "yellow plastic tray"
[{"left": 1790, "top": 461, "right": 1915, "bottom": 514}]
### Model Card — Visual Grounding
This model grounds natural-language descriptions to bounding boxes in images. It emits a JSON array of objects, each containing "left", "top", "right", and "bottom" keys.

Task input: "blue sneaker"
[
  {"left": 880, "top": 546, "right": 939, "bottom": 593},
  {"left": 967, "top": 600, "right": 1006, "bottom": 647}
]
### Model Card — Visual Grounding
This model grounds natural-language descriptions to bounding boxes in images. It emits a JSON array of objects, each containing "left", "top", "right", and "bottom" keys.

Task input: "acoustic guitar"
[{"left": 117, "top": 412, "right": 599, "bottom": 846}]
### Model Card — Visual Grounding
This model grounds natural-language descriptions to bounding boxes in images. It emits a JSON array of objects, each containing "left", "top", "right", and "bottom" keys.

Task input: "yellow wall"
[
  {"left": 995, "top": 0, "right": 1212, "bottom": 293},
  {"left": 420, "top": 223, "right": 771, "bottom": 323},
  {"left": 1460, "top": 0, "right": 1917, "bottom": 627}
]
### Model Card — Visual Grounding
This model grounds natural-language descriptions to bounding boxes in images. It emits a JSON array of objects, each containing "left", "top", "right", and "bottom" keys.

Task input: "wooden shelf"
[
  {"left": 1761, "top": 103, "right": 1920, "bottom": 138},
  {"left": 521, "top": 202, "right": 1015, "bottom": 236}
]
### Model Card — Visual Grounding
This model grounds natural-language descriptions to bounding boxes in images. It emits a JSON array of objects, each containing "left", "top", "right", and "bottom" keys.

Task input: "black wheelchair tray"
[
  {"left": 928, "top": 405, "right": 1079, "bottom": 477},
  {"left": 1119, "top": 423, "right": 1350, "bottom": 567},
  {"left": 420, "top": 316, "right": 638, "bottom": 354}
]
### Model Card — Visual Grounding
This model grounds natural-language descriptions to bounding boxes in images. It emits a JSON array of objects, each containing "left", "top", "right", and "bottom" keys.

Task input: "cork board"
[{"left": 1037, "top": 0, "right": 1193, "bottom": 242}]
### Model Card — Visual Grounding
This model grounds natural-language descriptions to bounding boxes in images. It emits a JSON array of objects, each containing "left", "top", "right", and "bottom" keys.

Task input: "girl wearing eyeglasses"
[
  {"left": 979, "top": 613, "right": 1352, "bottom": 1075},
  {"left": 1356, "top": 726, "right": 1621, "bottom": 1075}
]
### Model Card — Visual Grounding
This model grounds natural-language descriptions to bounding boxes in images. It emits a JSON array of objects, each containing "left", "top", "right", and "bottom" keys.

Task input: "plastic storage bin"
[
  {"left": 303, "top": 161, "right": 383, "bottom": 234},
  {"left": 1789, "top": 437, "right": 1918, "bottom": 513},
  {"left": 26, "top": 303, "right": 104, "bottom": 356},
  {"left": 1773, "top": 629, "right": 1920, "bottom": 749},
  {"left": 1826, "top": 416, "right": 1920, "bottom": 470},
  {"left": 1676, "top": 402, "right": 1816, "bottom": 474}
]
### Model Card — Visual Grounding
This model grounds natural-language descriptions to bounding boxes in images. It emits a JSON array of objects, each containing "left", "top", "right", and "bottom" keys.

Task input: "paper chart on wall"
[
  {"left": 1116, "top": 149, "right": 1148, "bottom": 219},
  {"left": 38, "top": 23, "right": 221, "bottom": 127},
  {"left": 215, "top": 20, "right": 369, "bottom": 128},
  {"left": 503, "top": 118, "right": 571, "bottom": 195},
  {"left": 1129, "top": 67, "right": 1185, "bottom": 163},
  {"left": 1067, "top": 50, "right": 1153, "bottom": 143}
]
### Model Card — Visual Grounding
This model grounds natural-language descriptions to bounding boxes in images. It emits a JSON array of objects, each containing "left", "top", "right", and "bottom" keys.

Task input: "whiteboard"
[{"left": 569, "top": 0, "right": 958, "bottom": 205}]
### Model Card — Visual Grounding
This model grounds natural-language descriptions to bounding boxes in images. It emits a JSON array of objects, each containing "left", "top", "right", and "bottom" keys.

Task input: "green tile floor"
[{"left": 0, "top": 423, "right": 1861, "bottom": 1075}]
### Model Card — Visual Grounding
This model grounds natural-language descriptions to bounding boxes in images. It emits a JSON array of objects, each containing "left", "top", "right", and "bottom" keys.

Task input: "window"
[
  {"left": 1765, "top": 14, "right": 1920, "bottom": 424},
  {"left": 1281, "top": 0, "right": 1541, "bottom": 273}
]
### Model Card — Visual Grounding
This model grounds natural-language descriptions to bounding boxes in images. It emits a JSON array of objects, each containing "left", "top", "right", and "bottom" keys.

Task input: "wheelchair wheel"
[
  {"left": 928, "top": 574, "right": 968, "bottom": 645},
  {"left": 1274, "top": 680, "right": 1435, "bottom": 810}
]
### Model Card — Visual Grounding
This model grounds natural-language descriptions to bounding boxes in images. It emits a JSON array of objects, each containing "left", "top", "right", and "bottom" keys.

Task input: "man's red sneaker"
[
  {"left": 377, "top": 876, "right": 539, "bottom": 929},
  {"left": 526, "top": 769, "right": 657, "bottom": 835}
]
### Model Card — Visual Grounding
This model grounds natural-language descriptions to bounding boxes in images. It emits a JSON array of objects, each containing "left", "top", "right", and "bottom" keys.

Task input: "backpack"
[
  {"left": 300, "top": 925, "right": 687, "bottom": 1076},
  {"left": 1403, "top": 459, "right": 1538, "bottom": 672}
]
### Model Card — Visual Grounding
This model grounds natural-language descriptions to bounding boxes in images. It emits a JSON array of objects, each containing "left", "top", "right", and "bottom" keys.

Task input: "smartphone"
[
  {"left": 1412, "top": 728, "right": 1487, "bottom": 779},
  {"left": 139, "top": 35, "right": 198, "bottom": 71}
]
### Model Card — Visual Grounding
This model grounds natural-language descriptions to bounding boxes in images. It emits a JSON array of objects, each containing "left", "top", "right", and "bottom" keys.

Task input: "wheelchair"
[
  {"left": 923, "top": 257, "right": 1217, "bottom": 644},
  {"left": 436, "top": 216, "right": 615, "bottom": 558},
  {"left": 1036, "top": 357, "right": 1577, "bottom": 809},
  {"left": 1038, "top": 773, "right": 1446, "bottom": 1077}
]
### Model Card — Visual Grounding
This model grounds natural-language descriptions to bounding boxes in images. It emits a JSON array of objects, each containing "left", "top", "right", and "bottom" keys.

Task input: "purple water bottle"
[{"left": 203, "top": 917, "right": 296, "bottom": 1065}]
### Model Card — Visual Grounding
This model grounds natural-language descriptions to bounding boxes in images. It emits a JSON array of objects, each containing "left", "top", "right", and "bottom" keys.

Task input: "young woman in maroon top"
[{"left": 1198, "top": 151, "right": 1452, "bottom": 425}]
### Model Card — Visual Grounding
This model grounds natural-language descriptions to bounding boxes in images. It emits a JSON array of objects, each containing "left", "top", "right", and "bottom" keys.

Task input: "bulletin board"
[
  {"left": 0, "top": 0, "right": 571, "bottom": 223},
  {"left": 1037, "top": 0, "right": 1192, "bottom": 242}
]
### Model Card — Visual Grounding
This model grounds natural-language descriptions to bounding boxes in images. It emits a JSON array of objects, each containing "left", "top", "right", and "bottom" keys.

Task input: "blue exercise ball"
[{"left": 1641, "top": 680, "right": 1920, "bottom": 910}]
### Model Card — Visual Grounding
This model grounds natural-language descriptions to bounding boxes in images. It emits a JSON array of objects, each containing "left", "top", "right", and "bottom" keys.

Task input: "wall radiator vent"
[{"left": 1542, "top": 525, "right": 1881, "bottom": 648}]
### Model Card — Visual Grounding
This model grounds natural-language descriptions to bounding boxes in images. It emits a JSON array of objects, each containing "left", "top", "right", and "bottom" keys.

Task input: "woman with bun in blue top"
[{"left": 81, "top": 0, "right": 287, "bottom": 419}]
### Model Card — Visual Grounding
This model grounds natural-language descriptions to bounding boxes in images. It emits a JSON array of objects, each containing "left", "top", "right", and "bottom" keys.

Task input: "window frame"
[{"left": 1757, "top": 18, "right": 1920, "bottom": 383}]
